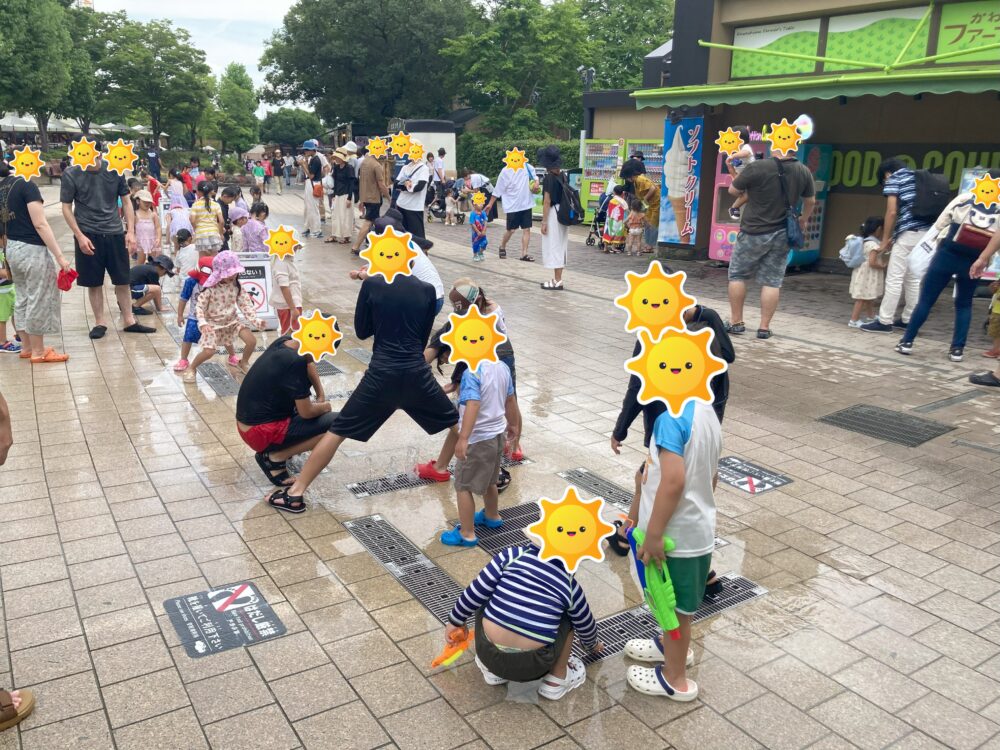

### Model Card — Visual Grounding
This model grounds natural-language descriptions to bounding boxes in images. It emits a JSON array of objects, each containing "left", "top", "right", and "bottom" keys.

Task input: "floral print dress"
[{"left": 195, "top": 281, "right": 259, "bottom": 349}]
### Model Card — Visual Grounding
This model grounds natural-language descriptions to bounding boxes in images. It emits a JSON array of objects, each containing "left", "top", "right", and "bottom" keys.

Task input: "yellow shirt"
[
  {"left": 189, "top": 200, "right": 222, "bottom": 239},
  {"left": 633, "top": 174, "right": 660, "bottom": 225},
  {"left": 991, "top": 291, "right": 1000, "bottom": 316}
]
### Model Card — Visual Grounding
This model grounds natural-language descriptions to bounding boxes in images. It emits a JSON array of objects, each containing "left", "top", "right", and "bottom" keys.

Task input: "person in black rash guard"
[
  {"left": 607, "top": 304, "right": 735, "bottom": 573},
  {"left": 267, "top": 273, "right": 459, "bottom": 513}
]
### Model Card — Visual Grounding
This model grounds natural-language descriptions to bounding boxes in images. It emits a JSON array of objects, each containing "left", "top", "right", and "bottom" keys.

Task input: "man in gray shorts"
[{"left": 726, "top": 150, "right": 815, "bottom": 338}]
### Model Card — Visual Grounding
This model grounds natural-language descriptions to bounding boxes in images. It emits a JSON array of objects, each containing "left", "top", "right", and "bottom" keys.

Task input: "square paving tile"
[
  {"left": 831, "top": 657, "right": 929, "bottom": 713},
  {"left": 203, "top": 704, "right": 299, "bottom": 750},
  {"left": 750, "top": 654, "right": 842, "bottom": 710},
  {"left": 19, "top": 671, "right": 102, "bottom": 730},
  {"left": 248, "top": 630, "right": 330, "bottom": 681},
  {"left": 113, "top": 707, "right": 209, "bottom": 750},
  {"left": 657, "top": 706, "right": 760, "bottom": 750},
  {"left": 11, "top": 636, "right": 92, "bottom": 685},
  {"left": 466, "top": 701, "right": 564, "bottom": 750},
  {"left": 808, "top": 692, "right": 910, "bottom": 750},
  {"left": 101, "top": 667, "right": 190, "bottom": 728},
  {"left": 271, "top": 663, "right": 358, "bottom": 722},
  {"left": 294, "top": 700, "right": 389, "bottom": 750},
  {"left": 728, "top": 693, "right": 829, "bottom": 750},
  {"left": 349, "top": 661, "right": 439, "bottom": 717},
  {"left": 898, "top": 692, "right": 1000, "bottom": 750},
  {"left": 327, "top": 628, "right": 407, "bottom": 678},
  {"left": 382, "top": 697, "right": 478, "bottom": 750},
  {"left": 6, "top": 606, "right": 82, "bottom": 650},
  {"left": 92, "top": 633, "right": 173, "bottom": 686},
  {"left": 187, "top": 666, "right": 275, "bottom": 724},
  {"left": 20, "top": 710, "right": 113, "bottom": 750},
  {"left": 82, "top": 603, "right": 158, "bottom": 650},
  {"left": 851, "top": 626, "right": 940, "bottom": 674}
]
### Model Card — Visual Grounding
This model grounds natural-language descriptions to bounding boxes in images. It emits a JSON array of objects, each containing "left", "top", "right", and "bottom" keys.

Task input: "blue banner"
[{"left": 659, "top": 117, "right": 704, "bottom": 245}]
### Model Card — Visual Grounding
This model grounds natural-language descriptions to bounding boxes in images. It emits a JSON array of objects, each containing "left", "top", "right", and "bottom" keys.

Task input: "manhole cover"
[
  {"left": 198, "top": 362, "right": 240, "bottom": 396},
  {"left": 819, "top": 404, "right": 954, "bottom": 447}
]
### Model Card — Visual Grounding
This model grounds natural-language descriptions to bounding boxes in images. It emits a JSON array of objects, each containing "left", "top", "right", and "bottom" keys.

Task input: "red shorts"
[
  {"left": 238, "top": 419, "right": 290, "bottom": 453},
  {"left": 277, "top": 307, "right": 303, "bottom": 335}
]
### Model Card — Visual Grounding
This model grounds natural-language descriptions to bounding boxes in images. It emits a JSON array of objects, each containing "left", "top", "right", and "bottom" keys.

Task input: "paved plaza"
[{"left": 2, "top": 188, "right": 1000, "bottom": 750}]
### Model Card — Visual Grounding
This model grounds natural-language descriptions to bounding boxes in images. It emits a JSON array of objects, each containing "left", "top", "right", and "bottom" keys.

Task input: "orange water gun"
[{"left": 432, "top": 628, "right": 475, "bottom": 668}]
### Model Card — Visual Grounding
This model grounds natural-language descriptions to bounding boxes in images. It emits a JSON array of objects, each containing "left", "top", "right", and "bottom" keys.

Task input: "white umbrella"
[{"left": 202, "top": 145, "right": 216, "bottom": 152}]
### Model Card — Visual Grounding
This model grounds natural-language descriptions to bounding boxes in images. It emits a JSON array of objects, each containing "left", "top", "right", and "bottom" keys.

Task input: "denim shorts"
[
  {"left": 728, "top": 229, "right": 790, "bottom": 287},
  {"left": 183, "top": 318, "right": 201, "bottom": 344}
]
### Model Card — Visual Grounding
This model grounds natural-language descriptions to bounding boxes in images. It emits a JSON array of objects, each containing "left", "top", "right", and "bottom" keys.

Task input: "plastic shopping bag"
[{"left": 906, "top": 226, "right": 942, "bottom": 281}]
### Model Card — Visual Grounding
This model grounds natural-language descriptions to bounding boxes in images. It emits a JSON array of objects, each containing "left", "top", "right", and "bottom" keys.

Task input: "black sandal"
[
  {"left": 255, "top": 451, "right": 292, "bottom": 487},
  {"left": 267, "top": 487, "right": 306, "bottom": 514},
  {"left": 496, "top": 466, "right": 512, "bottom": 493},
  {"left": 756, "top": 329, "right": 772, "bottom": 339},
  {"left": 705, "top": 569, "right": 724, "bottom": 598},
  {"left": 519, "top": 255, "right": 534, "bottom": 262},
  {"left": 606, "top": 520, "right": 630, "bottom": 557},
  {"left": 499, "top": 246, "right": 507, "bottom": 259}
]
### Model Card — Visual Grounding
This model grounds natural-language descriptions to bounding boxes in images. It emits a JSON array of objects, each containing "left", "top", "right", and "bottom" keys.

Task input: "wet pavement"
[{"left": 1, "top": 186, "right": 999, "bottom": 749}]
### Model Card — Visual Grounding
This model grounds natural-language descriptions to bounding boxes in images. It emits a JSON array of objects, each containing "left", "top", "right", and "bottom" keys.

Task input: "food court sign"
[{"left": 829, "top": 144, "right": 1000, "bottom": 193}]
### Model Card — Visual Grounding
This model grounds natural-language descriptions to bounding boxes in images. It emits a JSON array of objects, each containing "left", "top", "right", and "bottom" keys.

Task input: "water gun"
[
  {"left": 431, "top": 627, "right": 475, "bottom": 668},
  {"left": 626, "top": 528, "right": 681, "bottom": 640}
]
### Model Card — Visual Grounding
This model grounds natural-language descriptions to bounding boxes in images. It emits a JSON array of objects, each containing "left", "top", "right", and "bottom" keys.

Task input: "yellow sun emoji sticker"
[
  {"left": 625, "top": 328, "right": 728, "bottom": 417},
  {"left": 407, "top": 140, "right": 425, "bottom": 162},
  {"left": 265, "top": 225, "right": 300, "bottom": 259},
  {"left": 526, "top": 487, "right": 615, "bottom": 573},
  {"left": 614, "top": 262, "right": 695, "bottom": 337},
  {"left": 971, "top": 173, "right": 1000, "bottom": 209},
  {"left": 503, "top": 147, "right": 527, "bottom": 171},
  {"left": 439, "top": 304, "right": 508, "bottom": 370},
  {"left": 292, "top": 310, "right": 343, "bottom": 363},
  {"left": 367, "top": 136, "right": 388, "bottom": 159},
  {"left": 104, "top": 138, "right": 137, "bottom": 176},
  {"left": 471, "top": 191, "right": 487, "bottom": 206},
  {"left": 714, "top": 128, "right": 745, "bottom": 156},
  {"left": 68, "top": 137, "right": 100, "bottom": 170},
  {"left": 764, "top": 118, "right": 802, "bottom": 158},
  {"left": 359, "top": 226, "right": 418, "bottom": 283},
  {"left": 388, "top": 131, "right": 411, "bottom": 158},
  {"left": 10, "top": 146, "right": 44, "bottom": 181}
]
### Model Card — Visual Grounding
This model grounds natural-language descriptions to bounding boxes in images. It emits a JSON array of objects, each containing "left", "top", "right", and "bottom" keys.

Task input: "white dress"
[{"left": 849, "top": 238, "right": 886, "bottom": 301}]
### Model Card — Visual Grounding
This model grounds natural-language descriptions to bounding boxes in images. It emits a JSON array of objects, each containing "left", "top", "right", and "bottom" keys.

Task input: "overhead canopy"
[{"left": 632, "top": 66, "right": 999, "bottom": 109}]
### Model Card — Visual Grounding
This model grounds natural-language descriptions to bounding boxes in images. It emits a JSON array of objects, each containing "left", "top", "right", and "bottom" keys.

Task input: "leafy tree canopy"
[
  {"left": 260, "top": 108, "right": 323, "bottom": 147},
  {"left": 216, "top": 63, "right": 259, "bottom": 154},
  {"left": 581, "top": 0, "right": 674, "bottom": 89}
]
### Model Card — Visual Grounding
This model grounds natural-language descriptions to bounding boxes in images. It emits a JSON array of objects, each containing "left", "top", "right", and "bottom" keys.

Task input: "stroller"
[
  {"left": 427, "top": 179, "right": 467, "bottom": 224},
  {"left": 585, "top": 191, "right": 613, "bottom": 249}
]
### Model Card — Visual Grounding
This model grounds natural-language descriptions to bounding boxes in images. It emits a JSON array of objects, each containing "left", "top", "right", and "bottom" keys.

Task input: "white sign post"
[{"left": 237, "top": 252, "right": 278, "bottom": 331}]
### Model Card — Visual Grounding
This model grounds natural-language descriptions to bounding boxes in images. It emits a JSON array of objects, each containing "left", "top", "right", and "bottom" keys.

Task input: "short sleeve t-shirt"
[
  {"left": 236, "top": 337, "right": 313, "bottom": 425},
  {"left": 459, "top": 361, "right": 514, "bottom": 444},
  {"left": 395, "top": 161, "right": 430, "bottom": 211},
  {"left": 492, "top": 165, "right": 537, "bottom": 213},
  {"left": 637, "top": 401, "right": 722, "bottom": 557},
  {"left": 308, "top": 155, "right": 322, "bottom": 182},
  {"left": 543, "top": 172, "right": 564, "bottom": 208},
  {"left": 732, "top": 158, "right": 815, "bottom": 235},
  {"left": 883, "top": 168, "right": 932, "bottom": 238},
  {"left": 60, "top": 164, "right": 129, "bottom": 235},
  {"left": 129, "top": 264, "right": 160, "bottom": 287},
  {"left": 0, "top": 177, "right": 44, "bottom": 244}
]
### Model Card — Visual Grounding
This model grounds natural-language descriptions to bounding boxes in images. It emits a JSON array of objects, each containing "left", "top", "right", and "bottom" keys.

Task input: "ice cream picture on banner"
[{"left": 660, "top": 117, "right": 703, "bottom": 246}]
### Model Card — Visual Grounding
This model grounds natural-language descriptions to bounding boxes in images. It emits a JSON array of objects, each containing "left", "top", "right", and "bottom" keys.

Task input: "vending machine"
[
  {"left": 625, "top": 139, "right": 665, "bottom": 194},
  {"left": 581, "top": 139, "right": 625, "bottom": 222}
]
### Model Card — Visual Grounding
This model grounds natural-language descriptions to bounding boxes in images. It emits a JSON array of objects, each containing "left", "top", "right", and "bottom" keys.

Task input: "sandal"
[
  {"left": 227, "top": 354, "right": 241, "bottom": 367},
  {"left": 606, "top": 520, "right": 630, "bottom": 557},
  {"left": 495, "top": 467, "right": 511, "bottom": 494},
  {"left": 324, "top": 237, "right": 337, "bottom": 243},
  {"left": 705, "top": 569, "right": 724, "bottom": 598},
  {"left": 624, "top": 638, "right": 695, "bottom": 666},
  {"left": 255, "top": 451, "right": 292, "bottom": 486},
  {"left": 538, "top": 656, "right": 586, "bottom": 700},
  {"left": 498, "top": 246, "right": 507, "bottom": 259},
  {"left": 626, "top": 665, "right": 698, "bottom": 701},
  {"left": 540, "top": 279, "right": 563, "bottom": 291},
  {"left": 756, "top": 328, "right": 772, "bottom": 339},
  {"left": 31, "top": 347, "right": 70, "bottom": 364},
  {"left": 0, "top": 689, "right": 35, "bottom": 732},
  {"left": 519, "top": 255, "right": 534, "bottom": 262},
  {"left": 724, "top": 322, "right": 745, "bottom": 335},
  {"left": 89, "top": 324, "right": 108, "bottom": 339},
  {"left": 267, "top": 487, "right": 306, "bottom": 514},
  {"left": 173, "top": 358, "right": 190, "bottom": 372}
]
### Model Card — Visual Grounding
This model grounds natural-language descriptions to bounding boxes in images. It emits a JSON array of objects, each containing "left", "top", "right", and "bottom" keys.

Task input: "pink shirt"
[{"left": 242, "top": 219, "right": 268, "bottom": 253}]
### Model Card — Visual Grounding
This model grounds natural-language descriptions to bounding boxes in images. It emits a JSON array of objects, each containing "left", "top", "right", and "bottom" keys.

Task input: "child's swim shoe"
[
  {"left": 624, "top": 638, "right": 694, "bottom": 667},
  {"left": 474, "top": 510, "right": 503, "bottom": 529},
  {"left": 627, "top": 665, "right": 698, "bottom": 702},
  {"left": 475, "top": 656, "right": 508, "bottom": 686},
  {"left": 440, "top": 526, "right": 478, "bottom": 547},
  {"left": 416, "top": 460, "right": 451, "bottom": 482},
  {"left": 227, "top": 354, "right": 241, "bottom": 367},
  {"left": 538, "top": 656, "right": 586, "bottom": 700},
  {"left": 173, "top": 359, "right": 190, "bottom": 372}
]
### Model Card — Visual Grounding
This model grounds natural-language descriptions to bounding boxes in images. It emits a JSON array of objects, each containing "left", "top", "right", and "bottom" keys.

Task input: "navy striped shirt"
[
  {"left": 448, "top": 545, "right": 599, "bottom": 647},
  {"left": 883, "top": 168, "right": 932, "bottom": 238}
]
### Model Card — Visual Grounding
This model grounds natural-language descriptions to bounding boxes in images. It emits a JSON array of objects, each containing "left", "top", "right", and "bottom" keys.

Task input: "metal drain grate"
[
  {"left": 344, "top": 515, "right": 465, "bottom": 623},
  {"left": 346, "top": 472, "right": 436, "bottom": 498},
  {"left": 198, "top": 362, "right": 240, "bottom": 396},
  {"left": 447, "top": 502, "right": 541, "bottom": 554},
  {"left": 346, "top": 348, "right": 372, "bottom": 365},
  {"left": 164, "top": 322, "right": 183, "bottom": 344},
  {"left": 315, "top": 359, "right": 344, "bottom": 376},
  {"left": 717, "top": 457, "right": 791, "bottom": 495},
  {"left": 327, "top": 389, "right": 354, "bottom": 399},
  {"left": 557, "top": 468, "right": 634, "bottom": 509},
  {"left": 447, "top": 454, "right": 531, "bottom": 473},
  {"left": 819, "top": 404, "right": 955, "bottom": 447},
  {"left": 575, "top": 573, "right": 767, "bottom": 663},
  {"left": 216, "top": 346, "right": 265, "bottom": 354}
]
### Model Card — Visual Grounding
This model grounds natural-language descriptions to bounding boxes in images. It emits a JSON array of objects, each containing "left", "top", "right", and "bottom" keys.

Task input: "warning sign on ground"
[
  {"left": 717, "top": 456, "right": 791, "bottom": 495},
  {"left": 164, "top": 581, "right": 286, "bottom": 658}
]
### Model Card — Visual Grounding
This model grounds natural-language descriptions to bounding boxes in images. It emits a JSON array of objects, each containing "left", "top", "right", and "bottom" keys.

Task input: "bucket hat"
[
  {"left": 536, "top": 145, "right": 562, "bottom": 169},
  {"left": 202, "top": 250, "right": 243, "bottom": 288}
]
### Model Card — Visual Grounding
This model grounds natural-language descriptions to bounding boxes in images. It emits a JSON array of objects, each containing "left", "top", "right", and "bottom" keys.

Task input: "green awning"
[{"left": 632, "top": 67, "right": 1000, "bottom": 109}]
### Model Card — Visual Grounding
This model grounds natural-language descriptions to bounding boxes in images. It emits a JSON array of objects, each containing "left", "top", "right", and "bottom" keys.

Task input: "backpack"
[
  {"left": 555, "top": 173, "right": 584, "bottom": 226},
  {"left": 838, "top": 235, "right": 865, "bottom": 269},
  {"left": 911, "top": 169, "right": 951, "bottom": 221}
]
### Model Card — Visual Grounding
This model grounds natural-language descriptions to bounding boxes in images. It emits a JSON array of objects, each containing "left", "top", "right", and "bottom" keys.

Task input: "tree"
[
  {"left": 215, "top": 63, "right": 259, "bottom": 154},
  {"left": 103, "top": 19, "right": 212, "bottom": 142},
  {"left": 165, "top": 73, "right": 216, "bottom": 150},
  {"left": 441, "top": 0, "right": 592, "bottom": 137},
  {"left": 581, "top": 0, "right": 674, "bottom": 89},
  {"left": 260, "top": 108, "right": 323, "bottom": 147},
  {"left": 0, "top": 0, "right": 72, "bottom": 149},
  {"left": 58, "top": 8, "right": 125, "bottom": 133},
  {"left": 261, "top": 0, "right": 477, "bottom": 126}
]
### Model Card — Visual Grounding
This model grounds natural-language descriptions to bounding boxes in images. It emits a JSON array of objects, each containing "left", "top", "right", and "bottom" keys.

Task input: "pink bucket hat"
[{"left": 202, "top": 250, "right": 244, "bottom": 288}]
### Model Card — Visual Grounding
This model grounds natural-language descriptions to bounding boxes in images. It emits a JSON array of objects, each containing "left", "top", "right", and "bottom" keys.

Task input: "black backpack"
[
  {"left": 555, "top": 173, "right": 585, "bottom": 226},
  {"left": 911, "top": 169, "right": 951, "bottom": 221}
]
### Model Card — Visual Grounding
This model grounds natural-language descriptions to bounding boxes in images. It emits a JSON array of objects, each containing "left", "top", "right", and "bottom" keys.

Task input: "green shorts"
[
  {"left": 0, "top": 289, "right": 14, "bottom": 323},
  {"left": 666, "top": 553, "right": 712, "bottom": 615}
]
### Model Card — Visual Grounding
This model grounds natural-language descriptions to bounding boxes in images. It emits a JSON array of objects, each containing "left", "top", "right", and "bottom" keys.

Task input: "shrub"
[
  {"left": 457, "top": 133, "right": 579, "bottom": 178},
  {"left": 221, "top": 156, "right": 243, "bottom": 175}
]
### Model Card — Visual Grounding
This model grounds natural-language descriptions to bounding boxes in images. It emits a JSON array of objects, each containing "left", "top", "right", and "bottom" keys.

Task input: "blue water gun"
[{"left": 627, "top": 527, "right": 681, "bottom": 640}]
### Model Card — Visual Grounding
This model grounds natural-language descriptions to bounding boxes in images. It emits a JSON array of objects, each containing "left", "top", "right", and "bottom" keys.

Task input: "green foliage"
[
  {"left": 580, "top": 0, "right": 674, "bottom": 89},
  {"left": 457, "top": 133, "right": 578, "bottom": 178},
  {"left": 221, "top": 155, "right": 244, "bottom": 176},
  {"left": 260, "top": 0, "right": 476, "bottom": 125},
  {"left": 160, "top": 150, "right": 204, "bottom": 170},
  {"left": 260, "top": 108, "right": 323, "bottom": 147},
  {"left": 216, "top": 63, "right": 259, "bottom": 154},
  {"left": 165, "top": 74, "right": 217, "bottom": 150}
]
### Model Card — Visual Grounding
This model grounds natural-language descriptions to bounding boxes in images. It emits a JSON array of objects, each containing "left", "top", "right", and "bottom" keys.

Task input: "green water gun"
[{"left": 627, "top": 527, "right": 681, "bottom": 640}]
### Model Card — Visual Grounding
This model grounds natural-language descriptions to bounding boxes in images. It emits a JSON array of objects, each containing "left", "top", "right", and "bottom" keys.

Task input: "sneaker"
[
  {"left": 949, "top": 347, "right": 964, "bottom": 362},
  {"left": 173, "top": 358, "right": 190, "bottom": 372},
  {"left": 892, "top": 319, "right": 907, "bottom": 329},
  {"left": 300, "top": 231, "right": 311, "bottom": 238},
  {"left": 313, "top": 233, "right": 324, "bottom": 239},
  {"left": 132, "top": 306, "right": 152, "bottom": 316},
  {"left": 895, "top": 340, "right": 913, "bottom": 356},
  {"left": 724, "top": 322, "right": 745, "bottom": 335},
  {"left": 860, "top": 320, "right": 894, "bottom": 333},
  {"left": 847, "top": 319, "right": 864, "bottom": 329},
  {"left": 538, "top": 656, "right": 586, "bottom": 700},
  {"left": 475, "top": 656, "right": 508, "bottom": 686},
  {"left": 416, "top": 460, "right": 451, "bottom": 482},
  {"left": 0, "top": 341, "right": 22, "bottom": 353},
  {"left": 970, "top": 371, "right": 1000, "bottom": 387},
  {"left": 474, "top": 509, "right": 503, "bottom": 529},
  {"left": 728, "top": 207, "right": 741, "bottom": 220}
]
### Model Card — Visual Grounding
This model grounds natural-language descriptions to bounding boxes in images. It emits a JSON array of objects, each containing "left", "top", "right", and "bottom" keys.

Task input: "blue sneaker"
[
  {"left": 0, "top": 341, "right": 22, "bottom": 353},
  {"left": 474, "top": 510, "right": 503, "bottom": 529},
  {"left": 440, "top": 526, "right": 478, "bottom": 547}
]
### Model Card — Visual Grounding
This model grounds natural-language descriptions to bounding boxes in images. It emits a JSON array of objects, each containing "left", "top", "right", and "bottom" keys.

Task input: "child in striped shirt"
[{"left": 445, "top": 544, "right": 602, "bottom": 700}]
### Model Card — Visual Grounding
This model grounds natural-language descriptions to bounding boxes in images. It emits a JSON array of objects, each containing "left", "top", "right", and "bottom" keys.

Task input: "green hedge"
[{"left": 457, "top": 134, "right": 579, "bottom": 179}]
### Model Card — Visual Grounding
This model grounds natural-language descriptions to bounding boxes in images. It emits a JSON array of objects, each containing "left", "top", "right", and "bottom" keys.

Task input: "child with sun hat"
[{"left": 469, "top": 191, "right": 489, "bottom": 262}]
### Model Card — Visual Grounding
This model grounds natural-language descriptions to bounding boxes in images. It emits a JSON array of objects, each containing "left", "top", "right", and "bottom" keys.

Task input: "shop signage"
[
  {"left": 938, "top": 1, "right": 1000, "bottom": 63},
  {"left": 828, "top": 144, "right": 1000, "bottom": 193},
  {"left": 659, "top": 116, "right": 703, "bottom": 245}
]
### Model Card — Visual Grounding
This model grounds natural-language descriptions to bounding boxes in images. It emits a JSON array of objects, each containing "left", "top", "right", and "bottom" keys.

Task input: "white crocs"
[
  {"left": 623, "top": 638, "right": 694, "bottom": 667},
  {"left": 538, "top": 656, "right": 586, "bottom": 700},
  {"left": 626, "top": 664, "right": 698, "bottom": 702},
  {"left": 475, "top": 656, "right": 508, "bottom": 686}
]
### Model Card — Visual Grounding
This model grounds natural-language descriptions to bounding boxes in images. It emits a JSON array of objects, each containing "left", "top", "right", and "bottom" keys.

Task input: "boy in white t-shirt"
[
  {"left": 624, "top": 400, "right": 721, "bottom": 702},
  {"left": 440, "top": 360, "right": 521, "bottom": 547}
]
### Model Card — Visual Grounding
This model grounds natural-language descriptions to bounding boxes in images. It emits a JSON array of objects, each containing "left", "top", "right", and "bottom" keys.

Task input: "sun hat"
[
  {"left": 301, "top": 139, "right": 319, "bottom": 150},
  {"left": 202, "top": 250, "right": 244, "bottom": 288},
  {"left": 150, "top": 255, "right": 176, "bottom": 276},
  {"left": 343, "top": 141, "right": 358, "bottom": 154},
  {"left": 452, "top": 278, "right": 480, "bottom": 303},
  {"left": 135, "top": 189, "right": 154, "bottom": 203},
  {"left": 331, "top": 149, "right": 349, "bottom": 163},
  {"left": 228, "top": 206, "right": 249, "bottom": 223},
  {"left": 189, "top": 256, "right": 215, "bottom": 285},
  {"left": 536, "top": 145, "right": 562, "bottom": 169}
]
